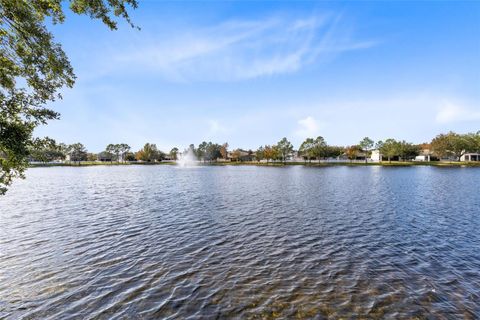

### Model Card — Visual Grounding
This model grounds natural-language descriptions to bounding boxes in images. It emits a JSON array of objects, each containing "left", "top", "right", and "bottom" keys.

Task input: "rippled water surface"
[{"left": 1, "top": 165, "right": 479, "bottom": 319}]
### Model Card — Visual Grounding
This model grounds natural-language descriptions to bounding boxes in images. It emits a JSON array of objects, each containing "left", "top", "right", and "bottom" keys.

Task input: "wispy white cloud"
[
  {"left": 435, "top": 101, "right": 480, "bottom": 124},
  {"left": 295, "top": 116, "right": 320, "bottom": 138},
  {"left": 114, "top": 13, "right": 376, "bottom": 82}
]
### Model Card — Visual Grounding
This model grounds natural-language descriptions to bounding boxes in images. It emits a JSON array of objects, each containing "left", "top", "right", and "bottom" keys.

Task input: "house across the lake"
[
  {"left": 227, "top": 149, "right": 254, "bottom": 161},
  {"left": 287, "top": 151, "right": 304, "bottom": 162},
  {"left": 460, "top": 153, "right": 480, "bottom": 162},
  {"left": 97, "top": 151, "right": 113, "bottom": 162},
  {"left": 370, "top": 150, "right": 381, "bottom": 162},
  {"left": 414, "top": 148, "right": 434, "bottom": 161}
]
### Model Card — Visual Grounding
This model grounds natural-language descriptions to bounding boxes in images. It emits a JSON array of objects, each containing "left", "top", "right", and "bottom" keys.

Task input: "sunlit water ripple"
[{"left": 0, "top": 165, "right": 479, "bottom": 319}]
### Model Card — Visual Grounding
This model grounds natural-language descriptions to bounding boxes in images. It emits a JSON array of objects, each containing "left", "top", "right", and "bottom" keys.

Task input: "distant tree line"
[{"left": 26, "top": 131, "right": 480, "bottom": 165}]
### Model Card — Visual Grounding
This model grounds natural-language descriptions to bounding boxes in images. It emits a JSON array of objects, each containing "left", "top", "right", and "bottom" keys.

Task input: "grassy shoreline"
[
  {"left": 29, "top": 161, "right": 176, "bottom": 167},
  {"left": 29, "top": 161, "right": 480, "bottom": 168}
]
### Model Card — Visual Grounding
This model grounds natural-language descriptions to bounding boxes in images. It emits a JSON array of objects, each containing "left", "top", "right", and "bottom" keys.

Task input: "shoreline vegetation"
[
  {"left": 3, "top": 130, "right": 478, "bottom": 195},
  {"left": 29, "top": 161, "right": 480, "bottom": 168},
  {"left": 26, "top": 131, "right": 480, "bottom": 169}
]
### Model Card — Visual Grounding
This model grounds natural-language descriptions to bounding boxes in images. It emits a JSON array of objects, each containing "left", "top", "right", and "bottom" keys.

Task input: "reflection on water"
[{"left": 0, "top": 166, "right": 479, "bottom": 319}]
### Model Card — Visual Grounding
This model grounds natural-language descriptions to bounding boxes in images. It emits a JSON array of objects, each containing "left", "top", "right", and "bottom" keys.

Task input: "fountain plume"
[{"left": 177, "top": 146, "right": 197, "bottom": 166}]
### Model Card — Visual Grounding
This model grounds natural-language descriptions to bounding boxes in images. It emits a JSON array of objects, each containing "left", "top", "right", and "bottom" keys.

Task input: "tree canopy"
[
  {"left": 359, "top": 137, "right": 374, "bottom": 153},
  {"left": 345, "top": 145, "right": 360, "bottom": 161},
  {"left": 379, "top": 139, "right": 400, "bottom": 162},
  {"left": 67, "top": 142, "right": 87, "bottom": 162},
  {"left": 431, "top": 131, "right": 479, "bottom": 160},
  {"left": 136, "top": 143, "right": 163, "bottom": 162},
  {"left": 106, "top": 143, "right": 130, "bottom": 162},
  {"left": 299, "top": 138, "right": 315, "bottom": 161},
  {"left": 299, "top": 136, "right": 329, "bottom": 160},
  {"left": 276, "top": 137, "right": 293, "bottom": 163},
  {"left": 27, "top": 137, "right": 64, "bottom": 163},
  {"left": 0, "top": 0, "right": 138, "bottom": 194},
  {"left": 169, "top": 147, "right": 179, "bottom": 160},
  {"left": 378, "top": 139, "right": 419, "bottom": 162}
]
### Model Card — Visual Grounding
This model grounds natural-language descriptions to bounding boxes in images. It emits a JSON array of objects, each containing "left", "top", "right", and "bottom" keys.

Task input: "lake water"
[{"left": 0, "top": 165, "right": 479, "bottom": 319}]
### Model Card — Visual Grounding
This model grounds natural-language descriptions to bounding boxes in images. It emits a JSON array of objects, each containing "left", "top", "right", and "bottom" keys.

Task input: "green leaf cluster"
[
  {"left": 431, "top": 131, "right": 480, "bottom": 160},
  {"left": 0, "top": 0, "right": 137, "bottom": 194}
]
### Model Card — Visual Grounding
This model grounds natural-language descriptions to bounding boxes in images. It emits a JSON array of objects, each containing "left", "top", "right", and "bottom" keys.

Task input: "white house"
[
  {"left": 414, "top": 155, "right": 431, "bottom": 161},
  {"left": 287, "top": 151, "right": 305, "bottom": 162},
  {"left": 414, "top": 147, "right": 434, "bottom": 162},
  {"left": 370, "top": 150, "right": 382, "bottom": 162},
  {"left": 460, "top": 153, "right": 480, "bottom": 162}
]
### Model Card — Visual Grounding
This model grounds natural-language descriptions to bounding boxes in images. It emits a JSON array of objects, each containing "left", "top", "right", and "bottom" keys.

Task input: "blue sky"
[{"left": 36, "top": 1, "right": 480, "bottom": 152}]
